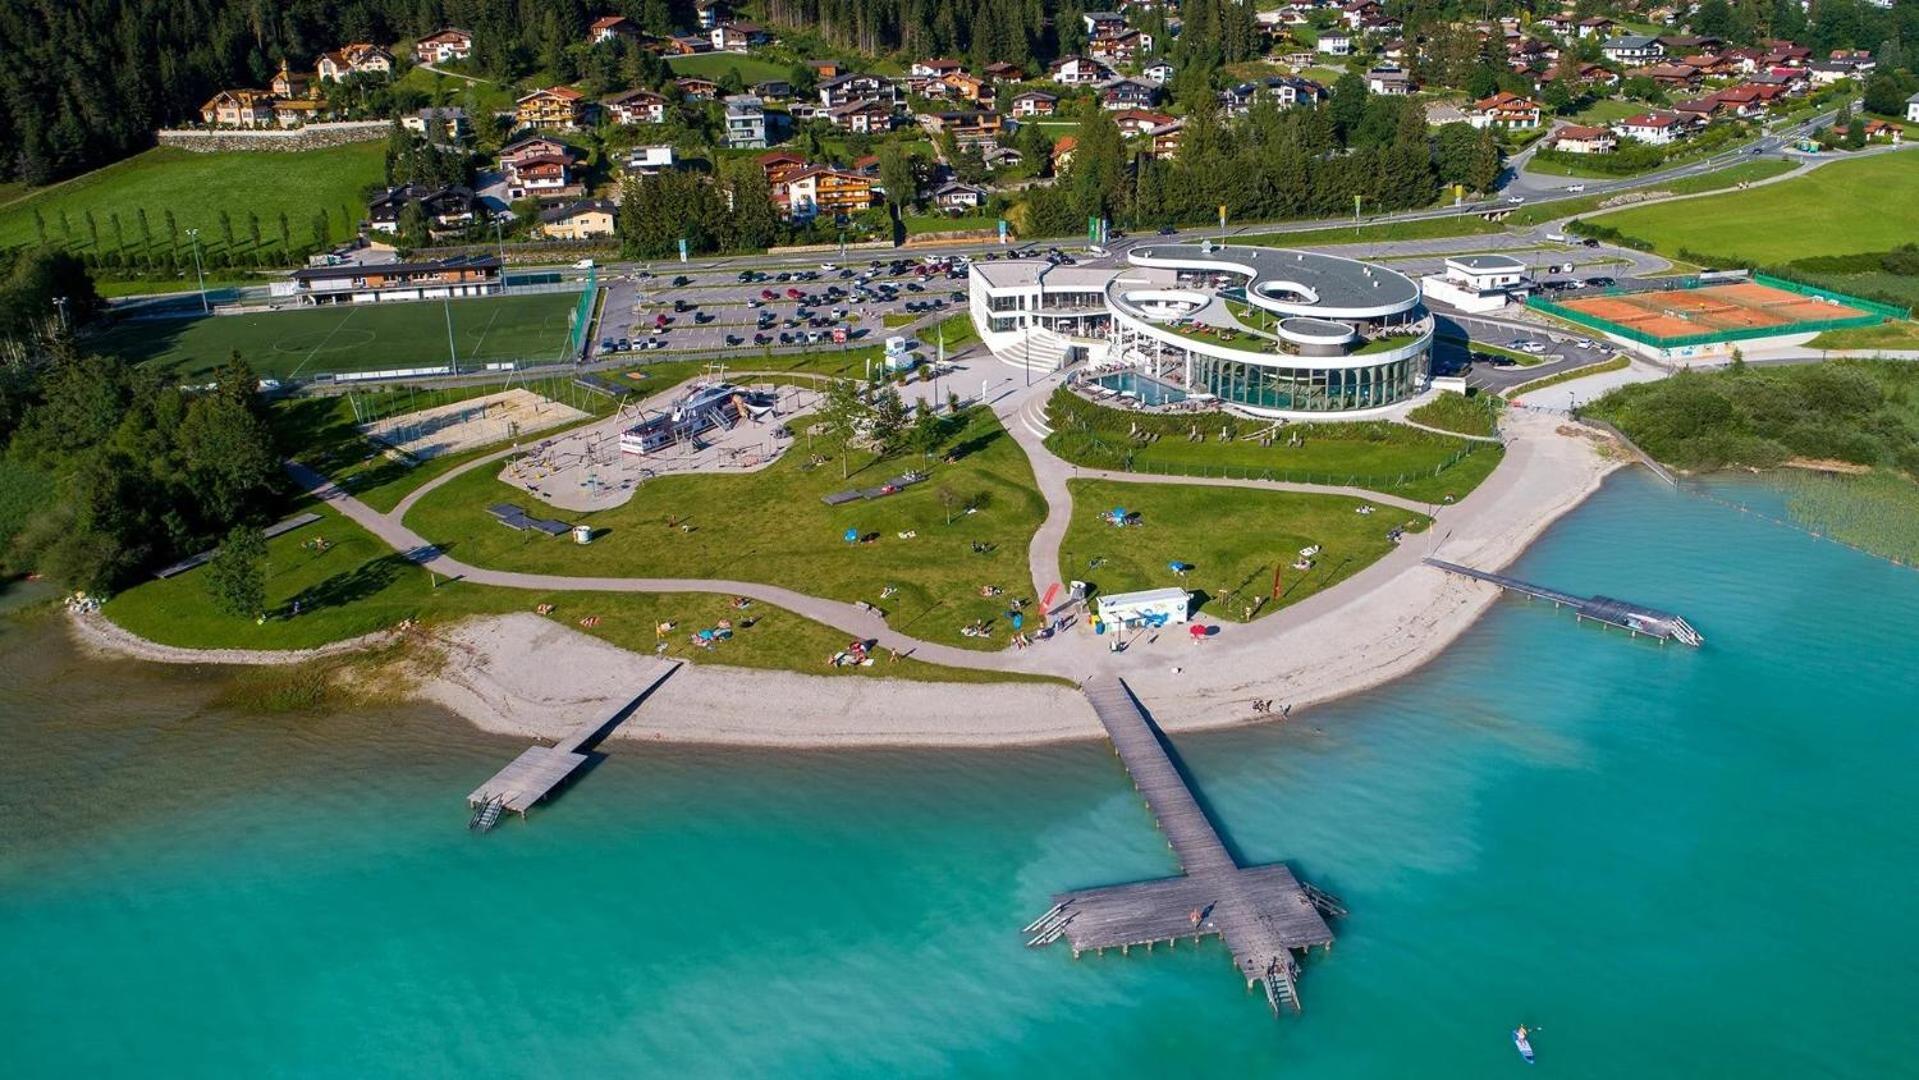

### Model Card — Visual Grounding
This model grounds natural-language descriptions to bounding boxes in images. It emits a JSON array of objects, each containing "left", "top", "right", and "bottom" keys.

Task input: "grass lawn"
[
  {"left": 92, "top": 276, "right": 253, "bottom": 299},
  {"left": 0, "top": 459, "right": 54, "bottom": 554},
  {"left": 1043, "top": 390, "right": 1503, "bottom": 504},
  {"left": 1588, "top": 153, "right": 1919, "bottom": 263},
  {"left": 668, "top": 53, "right": 793, "bottom": 84},
  {"left": 404, "top": 405, "right": 1049, "bottom": 650},
  {"left": 1232, "top": 214, "right": 1506, "bottom": 247},
  {"left": 85, "top": 291, "right": 586, "bottom": 380},
  {"left": 394, "top": 65, "right": 516, "bottom": 118},
  {"left": 1509, "top": 159, "right": 1798, "bottom": 227},
  {"left": 1808, "top": 319, "right": 1919, "bottom": 350},
  {"left": 1059, "top": 480, "right": 1428, "bottom": 622},
  {"left": 905, "top": 213, "right": 998, "bottom": 235},
  {"left": 0, "top": 144, "right": 387, "bottom": 259},
  {"left": 99, "top": 500, "right": 1032, "bottom": 683},
  {"left": 1571, "top": 99, "right": 1648, "bottom": 125},
  {"left": 1406, "top": 390, "right": 1503, "bottom": 436}
]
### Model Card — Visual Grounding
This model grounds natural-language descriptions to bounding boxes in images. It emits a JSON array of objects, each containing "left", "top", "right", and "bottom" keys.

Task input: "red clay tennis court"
[{"left": 1555, "top": 280, "right": 1879, "bottom": 341}]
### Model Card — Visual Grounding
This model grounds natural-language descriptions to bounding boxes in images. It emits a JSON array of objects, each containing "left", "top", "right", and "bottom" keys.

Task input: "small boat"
[{"left": 1512, "top": 1028, "right": 1535, "bottom": 1065}]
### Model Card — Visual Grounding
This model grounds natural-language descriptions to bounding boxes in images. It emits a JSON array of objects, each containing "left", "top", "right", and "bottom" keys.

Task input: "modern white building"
[
  {"left": 1420, "top": 254, "right": 1531, "bottom": 313},
  {"left": 969, "top": 243, "right": 1434, "bottom": 418}
]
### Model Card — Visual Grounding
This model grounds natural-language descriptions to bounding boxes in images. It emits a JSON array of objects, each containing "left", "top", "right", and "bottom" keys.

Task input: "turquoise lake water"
[{"left": 4, "top": 470, "right": 1917, "bottom": 1077}]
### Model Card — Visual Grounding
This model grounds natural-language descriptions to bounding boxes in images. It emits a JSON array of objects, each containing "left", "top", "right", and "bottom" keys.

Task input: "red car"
[
  {"left": 785, "top": 287, "right": 803, "bottom": 300},
  {"left": 654, "top": 313, "right": 668, "bottom": 330},
  {"left": 761, "top": 289, "right": 778, "bottom": 300}
]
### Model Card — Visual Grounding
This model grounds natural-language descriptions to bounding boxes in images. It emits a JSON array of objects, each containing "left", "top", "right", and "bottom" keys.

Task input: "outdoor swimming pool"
[{"left": 1094, "top": 371, "right": 1188, "bottom": 406}]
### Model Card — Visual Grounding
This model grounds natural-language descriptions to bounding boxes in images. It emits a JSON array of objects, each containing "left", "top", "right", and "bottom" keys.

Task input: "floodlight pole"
[
  {"left": 51, "top": 296, "right": 68, "bottom": 333},
  {"left": 185, "top": 228, "right": 209, "bottom": 313},
  {"left": 443, "top": 295, "right": 458, "bottom": 372}
]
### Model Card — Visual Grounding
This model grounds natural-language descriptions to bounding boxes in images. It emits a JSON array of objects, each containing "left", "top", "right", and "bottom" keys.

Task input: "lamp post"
[
  {"left": 185, "top": 228, "right": 208, "bottom": 313},
  {"left": 52, "top": 296, "right": 68, "bottom": 333}
]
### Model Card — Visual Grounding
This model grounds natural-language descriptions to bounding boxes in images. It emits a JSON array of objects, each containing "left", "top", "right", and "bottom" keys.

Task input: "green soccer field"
[{"left": 86, "top": 291, "right": 587, "bottom": 380}]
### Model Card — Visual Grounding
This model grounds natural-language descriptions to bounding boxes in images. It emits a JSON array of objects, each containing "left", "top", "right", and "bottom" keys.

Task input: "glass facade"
[{"left": 1187, "top": 351, "right": 1424, "bottom": 412}]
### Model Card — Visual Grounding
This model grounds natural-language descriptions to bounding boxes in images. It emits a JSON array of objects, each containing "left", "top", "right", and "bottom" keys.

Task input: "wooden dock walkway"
[
  {"left": 1027, "top": 676, "right": 1339, "bottom": 1015},
  {"left": 1425, "top": 557, "right": 1703, "bottom": 646},
  {"left": 465, "top": 660, "right": 681, "bottom": 829}
]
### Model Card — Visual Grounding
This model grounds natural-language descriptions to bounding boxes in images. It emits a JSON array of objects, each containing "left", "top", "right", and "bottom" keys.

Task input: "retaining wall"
[{"left": 154, "top": 122, "right": 389, "bottom": 153}]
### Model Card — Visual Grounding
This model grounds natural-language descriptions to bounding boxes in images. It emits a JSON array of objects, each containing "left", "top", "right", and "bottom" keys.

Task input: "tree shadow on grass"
[{"left": 279, "top": 553, "right": 410, "bottom": 617}]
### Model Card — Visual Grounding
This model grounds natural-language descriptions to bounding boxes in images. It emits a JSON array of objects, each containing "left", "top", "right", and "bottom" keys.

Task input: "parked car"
[
  {"left": 1158, "top": 226, "right": 1178, "bottom": 235},
  {"left": 1518, "top": 340, "right": 1549, "bottom": 354},
  {"left": 1565, "top": 184, "right": 1586, "bottom": 193}
]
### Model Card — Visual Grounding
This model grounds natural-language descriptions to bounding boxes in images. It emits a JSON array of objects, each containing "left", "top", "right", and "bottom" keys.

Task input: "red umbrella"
[{"left": 1188, "top": 624, "right": 1207, "bottom": 639}]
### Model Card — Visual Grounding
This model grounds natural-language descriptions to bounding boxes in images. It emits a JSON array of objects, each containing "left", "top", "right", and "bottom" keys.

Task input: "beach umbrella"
[
  {"left": 844, "top": 527, "right": 859, "bottom": 543},
  {"left": 1188, "top": 624, "right": 1207, "bottom": 639}
]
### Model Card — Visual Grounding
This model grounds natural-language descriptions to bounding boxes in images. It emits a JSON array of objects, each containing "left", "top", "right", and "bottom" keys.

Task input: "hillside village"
[{"left": 17, "top": 0, "right": 1919, "bottom": 266}]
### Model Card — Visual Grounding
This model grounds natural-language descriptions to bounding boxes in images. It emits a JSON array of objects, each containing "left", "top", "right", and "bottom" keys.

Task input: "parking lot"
[
  {"left": 587, "top": 254, "right": 983, "bottom": 361},
  {"left": 1433, "top": 312, "right": 1620, "bottom": 393}
]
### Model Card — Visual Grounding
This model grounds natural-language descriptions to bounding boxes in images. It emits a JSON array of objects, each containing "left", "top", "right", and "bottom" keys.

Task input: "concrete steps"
[
  {"left": 999, "top": 327, "right": 1068, "bottom": 375},
  {"left": 1018, "top": 388, "right": 1055, "bottom": 439}
]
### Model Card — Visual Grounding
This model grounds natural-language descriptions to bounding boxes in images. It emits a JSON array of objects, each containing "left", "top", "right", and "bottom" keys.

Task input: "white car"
[
  {"left": 819, "top": 263, "right": 838, "bottom": 271},
  {"left": 1566, "top": 184, "right": 1587, "bottom": 193},
  {"left": 1577, "top": 339, "right": 1598, "bottom": 350},
  {"left": 1518, "top": 341, "right": 1550, "bottom": 354},
  {"left": 1506, "top": 196, "right": 1526, "bottom": 204}
]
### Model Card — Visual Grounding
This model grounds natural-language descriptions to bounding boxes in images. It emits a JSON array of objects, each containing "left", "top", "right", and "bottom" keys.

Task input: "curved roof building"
[{"left": 967, "top": 242, "right": 1433, "bottom": 418}]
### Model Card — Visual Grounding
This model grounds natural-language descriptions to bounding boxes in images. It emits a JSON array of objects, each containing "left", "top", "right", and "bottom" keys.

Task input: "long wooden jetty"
[
  {"left": 1027, "top": 676, "right": 1341, "bottom": 1015},
  {"left": 465, "top": 661, "right": 681, "bottom": 830},
  {"left": 1424, "top": 557, "right": 1703, "bottom": 646}
]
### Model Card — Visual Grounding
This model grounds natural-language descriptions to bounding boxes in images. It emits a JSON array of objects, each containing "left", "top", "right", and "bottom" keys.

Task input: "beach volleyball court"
[{"left": 362, "top": 388, "right": 588, "bottom": 460}]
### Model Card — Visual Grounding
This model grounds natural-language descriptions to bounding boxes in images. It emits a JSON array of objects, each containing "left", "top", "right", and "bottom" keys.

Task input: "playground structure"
[
  {"left": 359, "top": 388, "right": 588, "bottom": 460},
  {"left": 1533, "top": 273, "right": 1902, "bottom": 361},
  {"left": 501, "top": 381, "right": 816, "bottom": 513},
  {"left": 618, "top": 382, "right": 779, "bottom": 456}
]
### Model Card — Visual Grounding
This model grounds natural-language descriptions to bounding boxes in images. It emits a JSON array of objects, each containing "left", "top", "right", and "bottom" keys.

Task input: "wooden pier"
[
  {"left": 1027, "top": 676, "right": 1341, "bottom": 1015},
  {"left": 1425, "top": 557, "right": 1703, "bottom": 646},
  {"left": 465, "top": 661, "right": 681, "bottom": 830}
]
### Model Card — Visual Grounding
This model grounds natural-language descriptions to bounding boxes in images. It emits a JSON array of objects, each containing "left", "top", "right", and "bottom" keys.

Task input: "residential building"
[
  {"left": 711, "top": 21, "right": 770, "bottom": 50},
  {"left": 270, "top": 61, "right": 313, "bottom": 100},
  {"left": 603, "top": 88, "right": 668, "bottom": 125},
  {"left": 724, "top": 94, "right": 767, "bottom": 149},
  {"left": 1576, "top": 16, "right": 1615, "bottom": 38},
  {"left": 1142, "top": 59, "right": 1176, "bottom": 85},
  {"left": 516, "top": 86, "right": 588, "bottom": 130},
  {"left": 1148, "top": 119, "right": 1184, "bottom": 160},
  {"left": 366, "top": 185, "right": 477, "bottom": 235},
  {"left": 984, "top": 62, "right": 1027, "bottom": 81},
  {"left": 781, "top": 166, "right": 876, "bottom": 220},
  {"left": 1547, "top": 124, "right": 1617, "bottom": 154},
  {"left": 676, "top": 76, "right": 720, "bottom": 100},
  {"left": 1601, "top": 35, "right": 1664, "bottom": 65},
  {"left": 500, "top": 137, "right": 585, "bottom": 199},
  {"left": 931, "top": 181, "right": 988, "bottom": 213},
  {"left": 1467, "top": 91, "right": 1541, "bottom": 128},
  {"left": 819, "top": 73, "right": 894, "bottom": 107},
  {"left": 1111, "top": 108, "right": 1174, "bottom": 137},
  {"left": 667, "top": 35, "right": 711, "bottom": 55},
  {"left": 1099, "top": 77, "right": 1160, "bottom": 110},
  {"left": 919, "top": 110, "right": 1006, "bottom": 145},
  {"left": 1861, "top": 118, "right": 1902, "bottom": 143},
  {"left": 695, "top": 0, "right": 732, "bottom": 29},
  {"left": 285, "top": 255, "right": 503, "bottom": 305},
  {"left": 1366, "top": 67, "right": 1412, "bottom": 94},
  {"left": 754, "top": 79, "right": 793, "bottom": 101},
  {"left": 1318, "top": 30, "right": 1353, "bottom": 56},
  {"left": 1051, "top": 56, "right": 1114, "bottom": 85},
  {"left": 909, "top": 58, "right": 967, "bottom": 80},
  {"left": 404, "top": 107, "right": 470, "bottom": 142},
  {"left": 539, "top": 199, "right": 618, "bottom": 240},
  {"left": 1090, "top": 29, "right": 1151, "bottom": 64},
  {"left": 944, "top": 71, "right": 993, "bottom": 105},
  {"left": 1011, "top": 90, "right": 1060, "bottom": 117},
  {"left": 1083, "top": 11, "right": 1128, "bottom": 38},
  {"left": 1614, "top": 110, "right": 1688, "bottom": 145},
  {"left": 414, "top": 28, "right": 474, "bottom": 65},
  {"left": 622, "top": 145, "right": 677, "bottom": 176},
  {"left": 1052, "top": 136, "right": 1078, "bottom": 171},
  {"left": 589, "top": 16, "right": 640, "bottom": 44},
  {"left": 273, "top": 98, "right": 330, "bottom": 127},
  {"left": 825, "top": 98, "right": 896, "bottom": 134},
  {"left": 317, "top": 43, "right": 393, "bottom": 81},
  {"left": 1631, "top": 62, "right": 1701, "bottom": 89},
  {"left": 200, "top": 89, "right": 275, "bottom": 128},
  {"left": 1908, "top": 91, "right": 1919, "bottom": 123}
]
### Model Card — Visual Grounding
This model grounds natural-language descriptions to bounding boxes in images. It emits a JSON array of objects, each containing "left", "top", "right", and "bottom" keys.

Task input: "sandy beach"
[{"left": 70, "top": 407, "right": 1624, "bottom": 748}]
